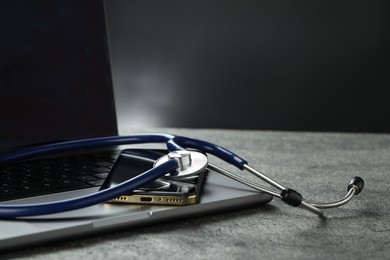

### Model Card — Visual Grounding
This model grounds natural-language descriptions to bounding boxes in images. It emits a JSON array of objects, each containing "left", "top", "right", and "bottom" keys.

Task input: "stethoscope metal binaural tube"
[
  {"left": 305, "top": 187, "right": 358, "bottom": 209},
  {"left": 0, "top": 134, "right": 364, "bottom": 218},
  {"left": 241, "top": 164, "right": 364, "bottom": 215},
  {"left": 207, "top": 164, "right": 364, "bottom": 216}
]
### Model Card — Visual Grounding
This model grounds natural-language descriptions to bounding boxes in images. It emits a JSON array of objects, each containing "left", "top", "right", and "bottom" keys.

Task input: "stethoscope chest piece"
[{"left": 154, "top": 150, "right": 208, "bottom": 178}]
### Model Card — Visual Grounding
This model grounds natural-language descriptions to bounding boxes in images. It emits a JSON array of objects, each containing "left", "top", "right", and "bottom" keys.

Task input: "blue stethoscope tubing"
[
  {"left": 0, "top": 134, "right": 364, "bottom": 218},
  {"left": 0, "top": 134, "right": 247, "bottom": 169},
  {"left": 0, "top": 134, "right": 248, "bottom": 218}
]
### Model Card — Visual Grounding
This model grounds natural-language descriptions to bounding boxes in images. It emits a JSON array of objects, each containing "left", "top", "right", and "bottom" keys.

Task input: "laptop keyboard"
[{"left": 0, "top": 150, "right": 120, "bottom": 202}]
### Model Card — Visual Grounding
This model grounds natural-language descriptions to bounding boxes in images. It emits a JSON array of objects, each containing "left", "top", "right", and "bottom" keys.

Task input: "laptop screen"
[{"left": 0, "top": 0, "right": 117, "bottom": 153}]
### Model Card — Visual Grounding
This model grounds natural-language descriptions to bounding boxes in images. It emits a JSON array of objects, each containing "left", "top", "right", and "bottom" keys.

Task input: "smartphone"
[{"left": 100, "top": 149, "right": 207, "bottom": 206}]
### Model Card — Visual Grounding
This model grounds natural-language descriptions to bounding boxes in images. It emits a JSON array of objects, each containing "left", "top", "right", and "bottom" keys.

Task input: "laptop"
[{"left": 0, "top": 0, "right": 272, "bottom": 252}]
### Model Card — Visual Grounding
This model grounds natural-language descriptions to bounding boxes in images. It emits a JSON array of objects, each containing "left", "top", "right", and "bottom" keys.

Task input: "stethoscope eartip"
[{"left": 347, "top": 176, "right": 364, "bottom": 195}]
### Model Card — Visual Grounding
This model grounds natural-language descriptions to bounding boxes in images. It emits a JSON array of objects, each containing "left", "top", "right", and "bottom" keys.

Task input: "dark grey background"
[{"left": 105, "top": 0, "right": 390, "bottom": 133}]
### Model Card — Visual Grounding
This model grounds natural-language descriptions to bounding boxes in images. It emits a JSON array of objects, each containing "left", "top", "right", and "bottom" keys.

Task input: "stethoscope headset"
[{"left": 0, "top": 134, "right": 364, "bottom": 218}]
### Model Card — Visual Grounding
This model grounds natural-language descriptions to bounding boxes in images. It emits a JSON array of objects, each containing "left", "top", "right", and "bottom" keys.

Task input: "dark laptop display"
[
  {"left": 0, "top": 0, "right": 117, "bottom": 153},
  {"left": 0, "top": 0, "right": 118, "bottom": 201}
]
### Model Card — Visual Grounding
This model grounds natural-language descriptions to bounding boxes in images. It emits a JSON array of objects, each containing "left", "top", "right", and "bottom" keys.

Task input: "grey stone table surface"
[{"left": 3, "top": 128, "right": 390, "bottom": 260}]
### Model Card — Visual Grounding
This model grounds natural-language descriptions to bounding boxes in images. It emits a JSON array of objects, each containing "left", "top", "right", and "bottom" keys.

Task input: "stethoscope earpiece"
[{"left": 347, "top": 177, "right": 364, "bottom": 195}]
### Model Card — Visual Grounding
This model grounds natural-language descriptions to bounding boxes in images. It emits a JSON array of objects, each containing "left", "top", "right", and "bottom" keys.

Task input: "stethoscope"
[{"left": 0, "top": 134, "right": 364, "bottom": 218}]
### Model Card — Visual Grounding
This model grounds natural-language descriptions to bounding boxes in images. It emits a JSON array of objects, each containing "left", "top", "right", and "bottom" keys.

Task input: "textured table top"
[{"left": 4, "top": 128, "right": 390, "bottom": 260}]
